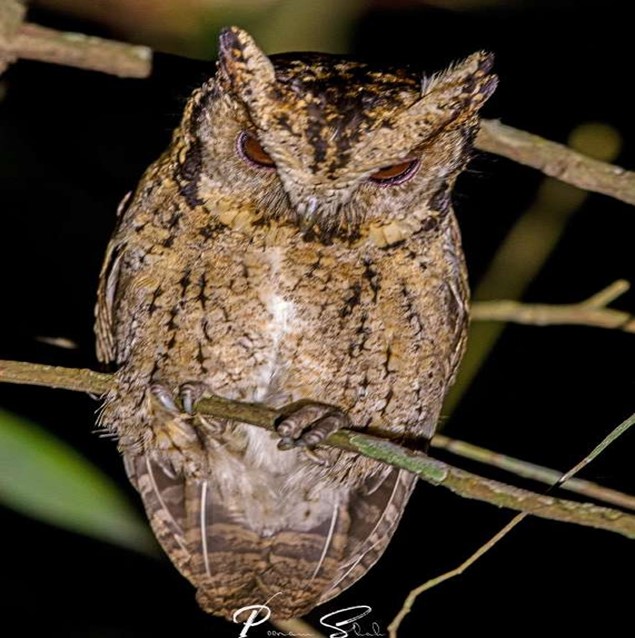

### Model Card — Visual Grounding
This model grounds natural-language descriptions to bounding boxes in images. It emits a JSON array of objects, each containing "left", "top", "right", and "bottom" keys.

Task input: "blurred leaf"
[{"left": 0, "top": 408, "right": 156, "bottom": 555}]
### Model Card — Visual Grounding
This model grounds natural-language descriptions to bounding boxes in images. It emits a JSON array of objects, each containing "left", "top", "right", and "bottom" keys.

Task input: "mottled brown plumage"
[{"left": 95, "top": 27, "right": 496, "bottom": 620}]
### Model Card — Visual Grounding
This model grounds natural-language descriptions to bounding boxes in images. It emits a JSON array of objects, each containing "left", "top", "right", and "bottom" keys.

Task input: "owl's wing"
[
  {"left": 95, "top": 192, "right": 133, "bottom": 364},
  {"left": 123, "top": 452, "right": 194, "bottom": 576},
  {"left": 319, "top": 468, "right": 418, "bottom": 605},
  {"left": 95, "top": 240, "right": 125, "bottom": 364}
]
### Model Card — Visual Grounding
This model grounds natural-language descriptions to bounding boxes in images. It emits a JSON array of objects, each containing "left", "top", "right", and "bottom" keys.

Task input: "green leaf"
[{"left": 0, "top": 408, "right": 156, "bottom": 555}]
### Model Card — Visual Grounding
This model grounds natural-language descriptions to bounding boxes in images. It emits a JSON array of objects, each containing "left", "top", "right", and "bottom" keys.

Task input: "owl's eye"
[
  {"left": 370, "top": 159, "right": 419, "bottom": 185},
  {"left": 238, "top": 132, "right": 275, "bottom": 168}
]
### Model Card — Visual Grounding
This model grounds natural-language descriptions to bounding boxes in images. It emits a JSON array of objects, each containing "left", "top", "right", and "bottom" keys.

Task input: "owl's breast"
[
  {"left": 175, "top": 235, "right": 367, "bottom": 408},
  {"left": 247, "top": 247, "right": 300, "bottom": 402},
  {"left": 113, "top": 220, "right": 465, "bottom": 445}
]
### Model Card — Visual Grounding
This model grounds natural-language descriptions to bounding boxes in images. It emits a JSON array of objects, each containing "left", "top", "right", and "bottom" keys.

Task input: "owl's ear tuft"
[
  {"left": 420, "top": 50, "right": 498, "bottom": 117},
  {"left": 360, "top": 51, "right": 497, "bottom": 167},
  {"left": 217, "top": 26, "right": 277, "bottom": 126}
]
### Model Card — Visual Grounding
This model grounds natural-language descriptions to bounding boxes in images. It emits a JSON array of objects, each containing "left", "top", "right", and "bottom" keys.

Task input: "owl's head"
[{"left": 185, "top": 27, "right": 496, "bottom": 244}]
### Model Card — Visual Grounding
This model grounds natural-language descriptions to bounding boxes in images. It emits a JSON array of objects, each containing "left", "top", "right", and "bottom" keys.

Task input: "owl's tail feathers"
[
  {"left": 124, "top": 452, "right": 354, "bottom": 620},
  {"left": 319, "top": 468, "right": 418, "bottom": 605}
]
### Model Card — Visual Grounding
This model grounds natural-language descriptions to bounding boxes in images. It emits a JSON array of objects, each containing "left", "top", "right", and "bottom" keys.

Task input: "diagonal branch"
[
  {"left": 471, "top": 280, "right": 635, "bottom": 332},
  {"left": 388, "top": 513, "right": 526, "bottom": 638},
  {"left": 476, "top": 119, "right": 635, "bottom": 206},
  {"left": 431, "top": 434, "right": 635, "bottom": 511},
  {"left": 0, "top": 359, "right": 633, "bottom": 539}
]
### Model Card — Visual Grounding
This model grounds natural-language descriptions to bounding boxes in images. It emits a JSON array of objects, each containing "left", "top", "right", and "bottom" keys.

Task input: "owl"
[{"left": 95, "top": 26, "right": 496, "bottom": 620}]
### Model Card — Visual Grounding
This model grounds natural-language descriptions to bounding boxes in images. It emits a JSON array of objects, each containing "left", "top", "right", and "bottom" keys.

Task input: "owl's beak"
[{"left": 296, "top": 197, "right": 319, "bottom": 234}]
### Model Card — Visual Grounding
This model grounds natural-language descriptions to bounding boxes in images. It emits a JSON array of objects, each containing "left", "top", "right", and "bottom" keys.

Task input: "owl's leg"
[{"left": 275, "top": 401, "right": 349, "bottom": 451}]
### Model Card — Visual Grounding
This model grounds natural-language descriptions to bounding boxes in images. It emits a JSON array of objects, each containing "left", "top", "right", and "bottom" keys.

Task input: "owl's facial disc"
[{"left": 216, "top": 26, "right": 496, "bottom": 236}]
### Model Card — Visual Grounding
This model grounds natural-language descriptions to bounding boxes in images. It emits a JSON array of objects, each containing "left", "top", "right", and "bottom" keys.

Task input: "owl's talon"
[
  {"left": 297, "top": 414, "right": 345, "bottom": 447},
  {"left": 277, "top": 436, "right": 295, "bottom": 451},
  {"left": 180, "top": 384, "right": 196, "bottom": 415},
  {"left": 275, "top": 401, "right": 349, "bottom": 450},
  {"left": 178, "top": 381, "right": 210, "bottom": 415},
  {"left": 150, "top": 383, "right": 180, "bottom": 415},
  {"left": 150, "top": 381, "right": 212, "bottom": 420},
  {"left": 302, "top": 448, "right": 331, "bottom": 467}
]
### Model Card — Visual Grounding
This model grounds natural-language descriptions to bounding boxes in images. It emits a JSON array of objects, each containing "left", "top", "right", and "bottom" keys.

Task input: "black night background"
[{"left": 0, "top": 1, "right": 633, "bottom": 636}]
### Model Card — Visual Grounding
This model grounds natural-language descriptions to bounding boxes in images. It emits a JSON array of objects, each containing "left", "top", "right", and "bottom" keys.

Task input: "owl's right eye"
[{"left": 237, "top": 132, "right": 275, "bottom": 169}]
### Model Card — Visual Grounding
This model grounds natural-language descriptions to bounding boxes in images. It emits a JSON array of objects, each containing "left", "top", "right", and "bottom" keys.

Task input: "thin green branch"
[
  {"left": 388, "top": 513, "right": 525, "bottom": 638},
  {"left": 0, "top": 359, "right": 633, "bottom": 539},
  {"left": 431, "top": 434, "right": 635, "bottom": 511}
]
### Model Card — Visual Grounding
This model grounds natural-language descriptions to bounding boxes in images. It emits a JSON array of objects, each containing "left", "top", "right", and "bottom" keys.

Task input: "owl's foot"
[
  {"left": 275, "top": 401, "right": 349, "bottom": 452},
  {"left": 179, "top": 381, "right": 209, "bottom": 415},
  {"left": 150, "top": 381, "right": 225, "bottom": 435}
]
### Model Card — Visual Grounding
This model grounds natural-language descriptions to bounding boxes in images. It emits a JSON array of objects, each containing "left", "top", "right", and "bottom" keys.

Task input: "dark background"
[{"left": 1, "top": 1, "right": 633, "bottom": 636}]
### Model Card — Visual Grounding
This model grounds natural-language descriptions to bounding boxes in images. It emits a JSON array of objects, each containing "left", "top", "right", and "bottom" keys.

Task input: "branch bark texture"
[
  {"left": 0, "top": 0, "right": 150, "bottom": 78},
  {"left": 476, "top": 119, "right": 635, "bottom": 205}
]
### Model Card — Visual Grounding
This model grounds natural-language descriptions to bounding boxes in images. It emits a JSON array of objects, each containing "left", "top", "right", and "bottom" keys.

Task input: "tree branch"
[
  {"left": 0, "top": 0, "right": 151, "bottom": 78},
  {"left": 471, "top": 280, "right": 635, "bottom": 332},
  {"left": 388, "top": 513, "right": 525, "bottom": 638},
  {"left": 0, "top": 358, "right": 633, "bottom": 539},
  {"left": 476, "top": 119, "right": 635, "bottom": 206},
  {"left": 431, "top": 434, "right": 635, "bottom": 511},
  {"left": 0, "top": 0, "right": 25, "bottom": 75},
  {"left": 0, "top": 359, "right": 110, "bottom": 394}
]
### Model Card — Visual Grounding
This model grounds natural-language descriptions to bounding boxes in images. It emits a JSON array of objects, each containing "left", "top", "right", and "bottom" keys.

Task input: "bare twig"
[
  {"left": 0, "top": 360, "right": 110, "bottom": 394},
  {"left": 0, "top": 0, "right": 151, "bottom": 78},
  {"left": 0, "top": 358, "right": 634, "bottom": 539},
  {"left": 10, "top": 23, "right": 152, "bottom": 77},
  {"left": 389, "top": 409, "right": 635, "bottom": 637},
  {"left": 431, "top": 434, "right": 635, "bottom": 511},
  {"left": 388, "top": 513, "right": 525, "bottom": 638},
  {"left": 471, "top": 280, "right": 635, "bottom": 332},
  {"left": 477, "top": 119, "right": 635, "bottom": 206}
]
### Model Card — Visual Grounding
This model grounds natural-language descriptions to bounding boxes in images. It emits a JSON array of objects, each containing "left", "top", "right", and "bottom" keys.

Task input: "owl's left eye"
[
  {"left": 370, "top": 159, "right": 419, "bottom": 185},
  {"left": 238, "top": 132, "right": 275, "bottom": 168}
]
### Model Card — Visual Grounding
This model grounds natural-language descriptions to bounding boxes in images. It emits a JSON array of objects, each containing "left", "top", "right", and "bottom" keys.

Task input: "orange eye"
[
  {"left": 370, "top": 159, "right": 419, "bottom": 185},
  {"left": 238, "top": 132, "right": 275, "bottom": 168}
]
